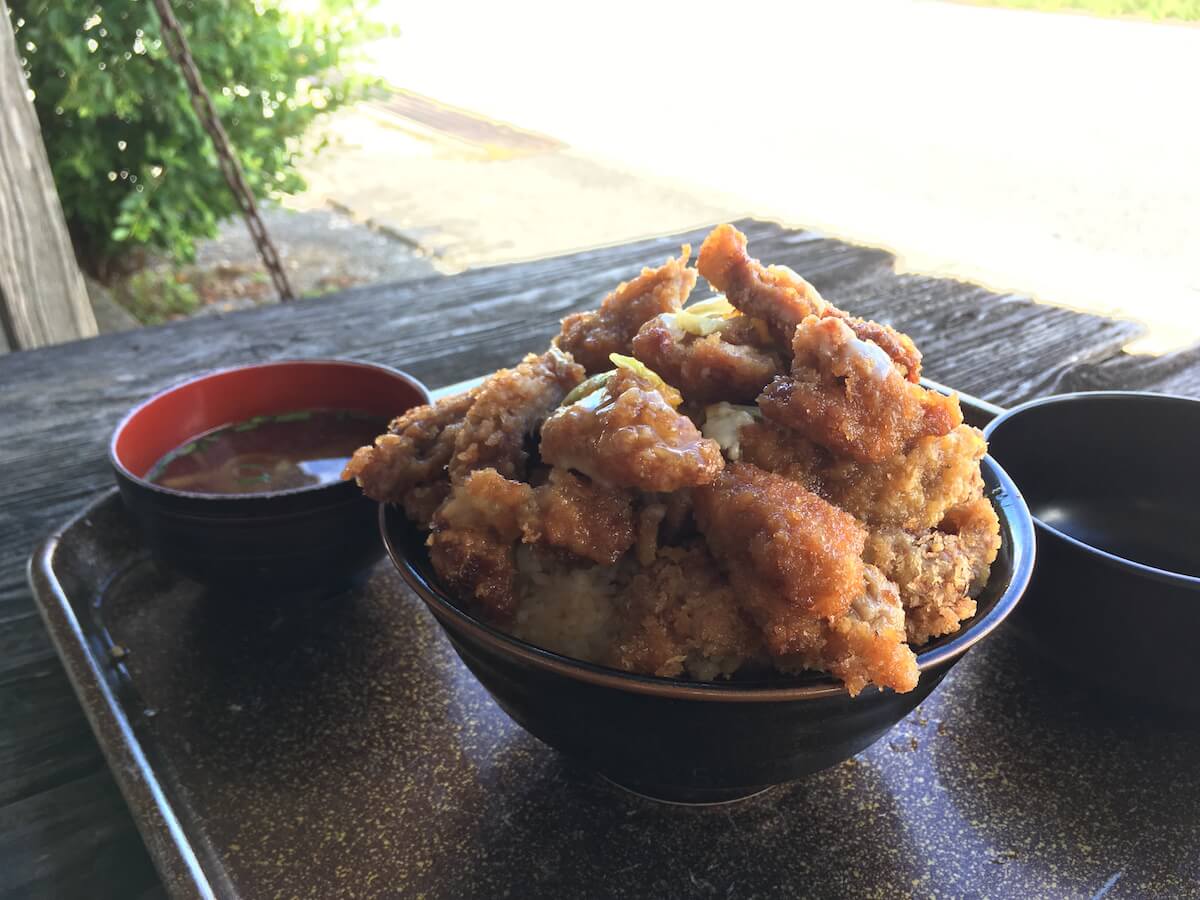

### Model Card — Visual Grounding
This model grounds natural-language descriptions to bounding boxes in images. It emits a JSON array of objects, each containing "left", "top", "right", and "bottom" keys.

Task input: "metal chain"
[{"left": 150, "top": 0, "right": 296, "bottom": 301}]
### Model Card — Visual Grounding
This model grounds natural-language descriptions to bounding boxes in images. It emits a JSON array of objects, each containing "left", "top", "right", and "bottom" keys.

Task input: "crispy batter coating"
[
  {"left": 556, "top": 247, "right": 698, "bottom": 373},
  {"left": 531, "top": 468, "right": 635, "bottom": 565},
  {"left": 631, "top": 313, "right": 783, "bottom": 403},
  {"left": 343, "top": 387, "right": 479, "bottom": 527},
  {"left": 864, "top": 496, "right": 1001, "bottom": 645},
  {"left": 608, "top": 544, "right": 763, "bottom": 680},
  {"left": 735, "top": 418, "right": 831, "bottom": 483},
  {"left": 428, "top": 529, "right": 518, "bottom": 621},
  {"left": 740, "top": 419, "right": 986, "bottom": 531},
  {"left": 540, "top": 368, "right": 724, "bottom": 492},
  {"left": 694, "top": 463, "right": 867, "bottom": 654},
  {"left": 428, "top": 468, "right": 531, "bottom": 620},
  {"left": 696, "top": 224, "right": 920, "bottom": 378},
  {"left": 941, "top": 496, "right": 1002, "bottom": 595},
  {"left": 436, "top": 467, "right": 634, "bottom": 565},
  {"left": 825, "top": 565, "right": 920, "bottom": 695},
  {"left": 697, "top": 224, "right": 833, "bottom": 348},
  {"left": 449, "top": 349, "right": 584, "bottom": 483},
  {"left": 434, "top": 467, "right": 530, "bottom": 539},
  {"left": 779, "top": 565, "right": 919, "bottom": 696},
  {"left": 429, "top": 466, "right": 637, "bottom": 620},
  {"left": 845, "top": 316, "right": 922, "bottom": 382},
  {"left": 759, "top": 316, "right": 960, "bottom": 464}
]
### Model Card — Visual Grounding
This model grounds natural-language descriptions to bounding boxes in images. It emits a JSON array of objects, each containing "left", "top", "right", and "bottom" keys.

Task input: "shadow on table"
[
  {"left": 933, "top": 632, "right": 1200, "bottom": 896},
  {"left": 425, "top": 734, "right": 924, "bottom": 898}
]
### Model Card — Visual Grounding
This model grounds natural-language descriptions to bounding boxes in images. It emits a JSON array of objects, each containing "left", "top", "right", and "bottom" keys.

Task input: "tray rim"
[
  {"left": 25, "top": 375, "right": 1003, "bottom": 899},
  {"left": 28, "top": 488, "right": 218, "bottom": 900}
]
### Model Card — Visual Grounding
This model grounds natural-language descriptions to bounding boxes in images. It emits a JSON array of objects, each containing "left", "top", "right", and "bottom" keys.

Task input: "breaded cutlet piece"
[
  {"left": 608, "top": 543, "right": 763, "bottom": 681},
  {"left": 697, "top": 223, "right": 920, "bottom": 379},
  {"left": 528, "top": 468, "right": 635, "bottom": 565},
  {"left": 540, "top": 368, "right": 724, "bottom": 492},
  {"left": 342, "top": 387, "right": 479, "bottom": 527},
  {"left": 739, "top": 419, "right": 986, "bottom": 531},
  {"left": 556, "top": 247, "right": 698, "bottom": 374},
  {"left": 864, "top": 495, "right": 1001, "bottom": 646},
  {"left": 694, "top": 462, "right": 867, "bottom": 654},
  {"left": 779, "top": 564, "right": 919, "bottom": 696},
  {"left": 758, "top": 316, "right": 960, "bottom": 464},
  {"left": 428, "top": 467, "right": 531, "bottom": 620},
  {"left": 447, "top": 348, "right": 584, "bottom": 483},
  {"left": 631, "top": 313, "right": 783, "bottom": 404}
]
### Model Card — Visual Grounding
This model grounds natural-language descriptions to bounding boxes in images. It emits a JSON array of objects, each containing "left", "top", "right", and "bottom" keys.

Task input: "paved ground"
[
  {"left": 286, "top": 106, "right": 739, "bottom": 273},
  {"left": 318, "top": 0, "right": 1198, "bottom": 352},
  {"left": 191, "top": 206, "right": 437, "bottom": 311},
  {"left": 121, "top": 1, "right": 1199, "bottom": 355}
]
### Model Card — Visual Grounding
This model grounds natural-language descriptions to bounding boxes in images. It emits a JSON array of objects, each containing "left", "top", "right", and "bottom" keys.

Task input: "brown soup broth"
[{"left": 148, "top": 409, "right": 386, "bottom": 495}]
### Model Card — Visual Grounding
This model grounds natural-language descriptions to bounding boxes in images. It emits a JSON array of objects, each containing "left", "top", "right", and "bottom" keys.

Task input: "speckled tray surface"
[{"left": 28, "top": 383, "right": 1200, "bottom": 899}]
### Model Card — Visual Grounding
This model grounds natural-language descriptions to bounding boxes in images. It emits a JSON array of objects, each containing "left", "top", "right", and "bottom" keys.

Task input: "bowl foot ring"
[{"left": 598, "top": 773, "right": 773, "bottom": 807}]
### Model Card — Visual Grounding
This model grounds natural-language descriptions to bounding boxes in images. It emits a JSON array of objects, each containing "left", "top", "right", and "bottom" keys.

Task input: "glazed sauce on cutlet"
[{"left": 148, "top": 409, "right": 385, "bottom": 495}]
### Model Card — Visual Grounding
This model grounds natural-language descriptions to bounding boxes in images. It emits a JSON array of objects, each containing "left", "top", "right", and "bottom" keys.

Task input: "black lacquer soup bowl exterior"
[
  {"left": 111, "top": 359, "right": 429, "bottom": 597},
  {"left": 985, "top": 391, "right": 1200, "bottom": 710}
]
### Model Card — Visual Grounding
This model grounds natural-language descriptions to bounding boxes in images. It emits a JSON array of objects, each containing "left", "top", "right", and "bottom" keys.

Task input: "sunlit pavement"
[{"left": 321, "top": 0, "right": 1200, "bottom": 352}]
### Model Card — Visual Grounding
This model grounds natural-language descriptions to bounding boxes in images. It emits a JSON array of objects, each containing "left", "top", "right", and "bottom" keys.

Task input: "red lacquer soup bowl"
[{"left": 110, "top": 359, "right": 428, "bottom": 596}]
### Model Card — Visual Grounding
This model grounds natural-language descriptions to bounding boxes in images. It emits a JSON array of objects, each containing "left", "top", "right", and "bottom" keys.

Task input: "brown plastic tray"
[{"left": 29, "top": 380, "right": 1005, "bottom": 899}]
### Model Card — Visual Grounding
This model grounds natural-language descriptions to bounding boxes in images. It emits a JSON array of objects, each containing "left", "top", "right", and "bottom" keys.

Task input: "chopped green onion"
[
  {"left": 609, "top": 354, "right": 682, "bottom": 407},
  {"left": 561, "top": 371, "right": 612, "bottom": 407}
]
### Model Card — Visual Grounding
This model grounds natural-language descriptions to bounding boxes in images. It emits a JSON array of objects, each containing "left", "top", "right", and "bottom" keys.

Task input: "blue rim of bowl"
[
  {"left": 381, "top": 455, "right": 1036, "bottom": 702},
  {"left": 983, "top": 390, "right": 1200, "bottom": 590},
  {"left": 109, "top": 358, "right": 430, "bottom": 502}
]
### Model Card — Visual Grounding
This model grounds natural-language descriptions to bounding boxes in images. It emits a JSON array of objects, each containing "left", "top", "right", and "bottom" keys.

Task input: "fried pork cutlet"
[
  {"left": 345, "top": 349, "right": 583, "bottom": 527},
  {"left": 864, "top": 495, "right": 1001, "bottom": 645},
  {"left": 693, "top": 462, "right": 867, "bottom": 654},
  {"left": 608, "top": 544, "right": 763, "bottom": 680},
  {"left": 342, "top": 387, "right": 479, "bottom": 527},
  {"left": 778, "top": 564, "right": 919, "bottom": 696},
  {"left": 696, "top": 224, "right": 921, "bottom": 379},
  {"left": 759, "top": 316, "right": 961, "bottom": 464},
  {"left": 697, "top": 224, "right": 833, "bottom": 348},
  {"left": 529, "top": 468, "right": 635, "bottom": 564},
  {"left": 429, "top": 467, "right": 636, "bottom": 619},
  {"left": 631, "top": 313, "right": 783, "bottom": 404},
  {"left": 428, "top": 468, "right": 530, "bottom": 619},
  {"left": 738, "top": 418, "right": 986, "bottom": 531},
  {"left": 556, "top": 247, "right": 698, "bottom": 373},
  {"left": 540, "top": 367, "right": 724, "bottom": 492},
  {"left": 448, "top": 348, "right": 585, "bottom": 483}
]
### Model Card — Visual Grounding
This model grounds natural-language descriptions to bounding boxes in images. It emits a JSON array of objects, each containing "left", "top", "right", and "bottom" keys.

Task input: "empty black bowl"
[
  {"left": 112, "top": 359, "right": 428, "bottom": 596},
  {"left": 382, "top": 456, "right": 1035, "bottom": 803},
  {"left": 984, "top": 391, "right": 1200, "bottom": 710}
]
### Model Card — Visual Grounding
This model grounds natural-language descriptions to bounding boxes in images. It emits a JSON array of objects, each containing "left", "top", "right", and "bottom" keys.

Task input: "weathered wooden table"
[{"left": 2, "top": 220, "right": 1198, "bottom": 899}]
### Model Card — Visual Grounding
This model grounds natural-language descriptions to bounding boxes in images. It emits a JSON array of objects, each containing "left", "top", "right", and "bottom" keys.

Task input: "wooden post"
[{"left": 0, "top": 0, "right": 97, "bottom": 352}]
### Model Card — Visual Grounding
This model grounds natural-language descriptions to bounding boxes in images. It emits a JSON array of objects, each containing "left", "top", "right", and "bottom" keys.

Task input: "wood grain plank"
[
  {"left": 0, "top": 660, "right": 105, "bottom": 808},
  {"left": 0, "top": 769, "right": 161, "bottom": 899},
  {"left": 0, "top": 0, "right": 97, "bottom": 351},
  {"left": 1050, "top": 345, "right": 1200, "bottom": 398}
]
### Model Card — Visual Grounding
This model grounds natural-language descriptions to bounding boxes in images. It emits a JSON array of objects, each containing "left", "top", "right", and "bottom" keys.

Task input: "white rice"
[{"left": 510, "top": 546, "right": 627, "bottom": 664}]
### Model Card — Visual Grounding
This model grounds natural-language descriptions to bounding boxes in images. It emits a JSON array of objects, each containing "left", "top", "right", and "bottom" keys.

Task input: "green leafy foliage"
[
  {"left": 969, "top": 0, "right": 1200, "bottom": 20},
  {"left": 9, "top": 0, "right": 384, "bottom": 275},
  {"left": 114, "top": 268, "right": 200, "bottom": 324}
]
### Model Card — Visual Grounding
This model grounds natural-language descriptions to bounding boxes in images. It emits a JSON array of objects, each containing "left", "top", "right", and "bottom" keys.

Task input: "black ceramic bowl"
[
  {"left": 383, "top": 456, "right": 1035, "bottom": 803},
  {"left": 112, "top": 359, "right": 428, "bottom": 596},
  {"left": 984, "top": 391, "right": 1200, "bottom": 710}
]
